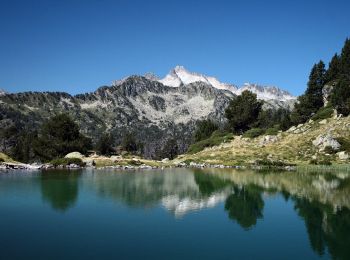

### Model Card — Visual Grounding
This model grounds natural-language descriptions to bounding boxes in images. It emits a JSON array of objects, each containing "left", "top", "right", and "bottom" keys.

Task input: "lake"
[{"left": 0, "top": 168, "right": 349, "bottom": 259}]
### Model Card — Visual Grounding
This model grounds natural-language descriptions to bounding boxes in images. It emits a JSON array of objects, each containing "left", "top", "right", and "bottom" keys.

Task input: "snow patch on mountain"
[
  {"left": 158, "top": 66, "right": 296, "bottom": 102},
  {"left": 159, "top": 66, "right": 238, "bottom": 92},
  {"left": 237, "top": 83, "right": 296, "bottom": 102},
  {"left": 0, "top": 89, "right": 7, "bottom": 96}
]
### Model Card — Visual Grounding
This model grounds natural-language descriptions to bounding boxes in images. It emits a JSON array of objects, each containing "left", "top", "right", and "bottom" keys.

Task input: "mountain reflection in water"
[{"left": 1, "top": 168, "right": 349, "bottom": 259}]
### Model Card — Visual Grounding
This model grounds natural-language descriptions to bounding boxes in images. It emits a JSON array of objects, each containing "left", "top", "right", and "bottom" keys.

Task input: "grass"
[
  {"left": 187, "top": 130, "right": 234, "bottom": 154},
  {"left": 179, "top": 115, "right": 350, "bottom": 166},
  {"left": 0, "top": 152, "right": 16, "bottom": 163}
]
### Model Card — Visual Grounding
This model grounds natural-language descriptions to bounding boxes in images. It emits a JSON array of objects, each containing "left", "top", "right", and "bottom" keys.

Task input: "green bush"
[
  {"left": 309, "top": 158, "right": 332, "bottom": 165},
  {"left": 336, "top": 137, "right": 350, "bottom": 152},
  {"left": 324, "top": 146, "right": 337, "bottom": 154},
  {"left": 187, "top": 131, "right": 234, "bottom": 154},
  {"left": 50, "top": 158, "right": 85, "bottom": 167},
  {"left": 194, "top": 119, "right": 218, "bottom": 142},
  {"left": 242, "top": 128, "right": 265, "bottom": 138},
  {"left": 265, "top": 128, "right": 279, "bottom": 135},
  {"left": 255, "top": 159, "right": 294, "bottom": 167},
  {"left": 0, "top": 158, "right": 4, "bottom": 163},
  {"left": 311, "top": 106, "right": 334, "bottom": 121}
]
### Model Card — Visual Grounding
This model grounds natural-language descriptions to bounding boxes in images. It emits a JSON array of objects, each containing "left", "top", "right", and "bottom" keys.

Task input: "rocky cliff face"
[{"left": 0, "top": 76, "right": 233, "bottom": 158}]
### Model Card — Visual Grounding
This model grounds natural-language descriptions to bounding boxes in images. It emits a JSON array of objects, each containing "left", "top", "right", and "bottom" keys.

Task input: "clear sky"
[{"left": 0, "top": 0, "right": 349, "bottom": 96}]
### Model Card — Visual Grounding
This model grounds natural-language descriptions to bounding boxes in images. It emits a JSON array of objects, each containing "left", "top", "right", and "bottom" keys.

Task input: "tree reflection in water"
[
  {"left": 224, "top": 185, "right": 264, "bottom": 229},
  {"left": 293, "top": 197, "right": 350, "bottom": 259},
  {"left": 41, "top": 170, "right": 81, "bottom": 212}
]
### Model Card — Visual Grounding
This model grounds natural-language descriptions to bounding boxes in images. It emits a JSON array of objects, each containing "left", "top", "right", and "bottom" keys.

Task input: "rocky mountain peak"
[{"left": 0, "top": 88, "right": 7, "bottom": 96}]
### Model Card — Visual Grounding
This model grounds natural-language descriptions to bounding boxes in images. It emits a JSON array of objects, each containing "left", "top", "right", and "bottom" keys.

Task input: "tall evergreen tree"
[
  {"left": 330, "top": 77, "right": 350, "bottom": 116},
  {"left": 291, "top": 61, "right": 326, "bottom": 124},
  {"left": 340, "top": 38, "right": 350, "bottom": 77},
  {"left": 33, "top": 114, "right": 92, "bottom": 161},
  {"left": 325, "top": 54, "right": 341, "bottom": 82},
  {"left": 305, "top": 60, "right": 326, "bottom": 109},
  {"left": 96, "top": 133, "right": 115, "bottom": 155},
  {"left": 225, "top": 90, "right": 263, "bottom": 133}
]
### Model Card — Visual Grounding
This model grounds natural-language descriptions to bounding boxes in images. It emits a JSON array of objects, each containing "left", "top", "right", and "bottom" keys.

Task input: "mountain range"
[{"left": 0, "top": 66, "right": 297, "bottom": 158}]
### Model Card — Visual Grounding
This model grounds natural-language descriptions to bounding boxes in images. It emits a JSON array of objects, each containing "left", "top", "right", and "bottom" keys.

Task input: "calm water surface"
[{"left": 0, "top": 168, "right": 349, "bottom": 259}]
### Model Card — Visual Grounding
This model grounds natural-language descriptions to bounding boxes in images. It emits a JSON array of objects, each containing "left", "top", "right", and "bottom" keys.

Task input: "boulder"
[
  {"left": 64, "top": 152, "right": 84, "bottom": 159},
  {"left": 287, "top": 126, "right": 297, "bottom": 133},
  {"left": 337, "top": 151, "right": 349, "bottom": 160},
  {"left": 312, "top": 134, "right": 341, "bottom": 151},
  {"left": 161, "top": 158, "right": 169, "bottom": 163},
  {"left": 259, "top": 135, "right": 279, "bottom": 145},
  {"left": 319, "top": 119, "right": 327, "bottom": 125}
]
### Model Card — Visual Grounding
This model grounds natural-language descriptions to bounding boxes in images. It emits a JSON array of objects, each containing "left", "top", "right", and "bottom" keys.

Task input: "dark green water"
[{"left": 0, "top": 168, "right": 350, "bottom": 259}]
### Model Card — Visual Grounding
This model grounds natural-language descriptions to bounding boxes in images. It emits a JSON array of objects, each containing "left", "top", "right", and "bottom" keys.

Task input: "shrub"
[
  {"left": 0, "top": 158, "right": 4, "bottom": 163},
  {"left": 255, "top": 159, "right": 295, "bottom": 167},
  {"left": 336, "top": 137, "right": 350, "bottom": 152},
  {"left": 311, "top": 106, "right": 334, "bottom": 121},
  {"left": 309, "top": 158, "right": 332, "bottom": 165},
  {"left": 187, "top": 131, "right": 234, "bottom": 154},
  {"left": 242, "top": 128, "right": 265, "bottom": 138},
  {"left": 265, "top": 128, "right": 279, "bottom": 135},
  {"left": 324, "top": 146, "right": 337, "bottom": 154},
  {"left": 194, "top": 119, "right": 218, "bottom": 142},
  {"left": 50, "top": 158, "right": 85, "bottom": 167}
]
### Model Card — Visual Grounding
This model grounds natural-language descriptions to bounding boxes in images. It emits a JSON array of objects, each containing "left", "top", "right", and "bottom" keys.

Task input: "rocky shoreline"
[{"left": 0, "top": 160, "right": 297, "bottom": 172}]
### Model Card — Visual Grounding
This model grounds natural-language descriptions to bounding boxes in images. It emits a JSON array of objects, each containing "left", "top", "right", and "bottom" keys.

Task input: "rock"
[
  {"left": 259, "top": 135, "right": 279, "bottom": 145},
  {"left": 319, "top": 119, "right": 327, "bottom": 125},
  {"left": 67, "top": 163, "right": 80, "bottom": 168},
  {"left": 337, "top": 151, "right": 349, "bottom": 160},
  {"left": 312, "top": 134, "right": 341, "bottom": 151},
  {"left": 65, "top": 152, "right": 84, "bottom": 159},
  {"left": 308, "top": 119, "right": 314, "bottom": 124},
  {"left": 83, "top": 159, "right": 95, "bottom": 167},
  {"left": 110, "top": 155, "right": 123, "bottom": 161},
  {"left": 287, "top": 126, "right": 296, "bottom": 133},
  {"left": 161, "top": 158, "right": 169, "bottom": 163},
  {"left": 322, "top": 84, "right": 334, "bottom": 107}
]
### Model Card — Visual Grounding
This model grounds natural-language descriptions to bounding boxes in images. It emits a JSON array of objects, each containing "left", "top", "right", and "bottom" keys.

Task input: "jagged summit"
[
  {"left": 159, "top": 65, "right": 238, "bottom": 92},
  {"left": 111, "top": 66, "right": 296, "bottom": 102},
  {"left": 158, "top": 66, "right": 296, "bottom": 102},
  {"left": 0, "top": 88, "right": 7, "bottom": 96}
]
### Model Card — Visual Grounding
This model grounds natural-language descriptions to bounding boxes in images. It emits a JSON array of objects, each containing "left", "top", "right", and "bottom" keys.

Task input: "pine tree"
[
  {"left": 305, "top": 60, "right": 326, "bottom": 109},
  {"left": 33, "top": 114, "right": 92, "bottom": 161},
  {"left": 340, "top": 38, "right": 350, "bottom": 77},
  {"left": 225, "top": 90, "right": 263, "bottom": 133},
  {"left": 291, "top": 61, "right": 326, "bottom": 124},
  {"left": 325, "top": 54, "right": 340, "bottom": 82},
  {"left": 330, "top": 77, "right": 350, "bottom": 116},
  {"left": 96, "top": 133, "right": 115, "bottom": 155}
]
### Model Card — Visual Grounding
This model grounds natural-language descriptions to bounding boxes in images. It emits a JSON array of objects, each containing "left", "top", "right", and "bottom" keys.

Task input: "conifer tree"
[
  {"left": 325, "top": 54, "right": 340, "bottom": 82},
  {"left": 340, "top": 38, "right": 350, "bottom": 77}
]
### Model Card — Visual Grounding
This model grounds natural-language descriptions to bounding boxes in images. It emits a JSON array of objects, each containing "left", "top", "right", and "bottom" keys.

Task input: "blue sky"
[{"left": 0, "top": 0, "right": 349, "bottom": 96}]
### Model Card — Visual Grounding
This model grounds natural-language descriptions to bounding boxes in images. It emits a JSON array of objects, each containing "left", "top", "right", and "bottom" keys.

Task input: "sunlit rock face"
[{"left": 0, "top": 76, "right": 232, "bottom": 158}]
